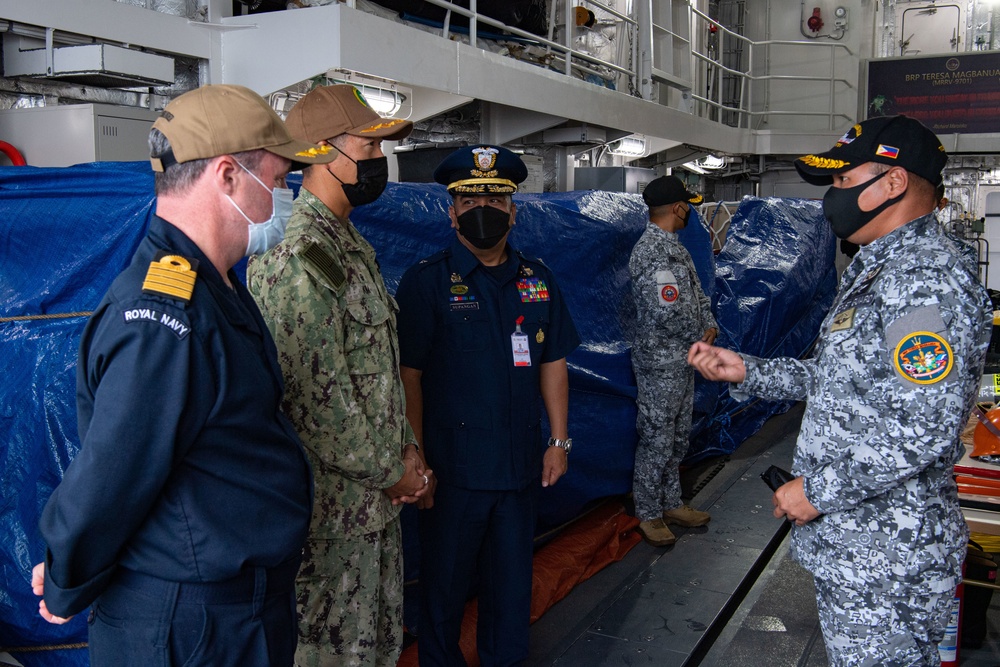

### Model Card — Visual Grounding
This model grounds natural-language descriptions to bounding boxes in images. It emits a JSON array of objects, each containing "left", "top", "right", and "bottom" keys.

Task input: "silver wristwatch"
[{"left": 547, "top": 437, "right": 572, "bottom": 454}]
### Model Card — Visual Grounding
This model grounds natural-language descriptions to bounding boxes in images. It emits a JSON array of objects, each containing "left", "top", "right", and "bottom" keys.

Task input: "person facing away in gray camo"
[
  {"left": 247, "top": 85, "right": 431, "bottom": 667},
  {"left": 629, "top": 175, "right": 717, "bottom": 547},
  {"left": 689, "top": 115, "right": 992, "bottom": 666}
]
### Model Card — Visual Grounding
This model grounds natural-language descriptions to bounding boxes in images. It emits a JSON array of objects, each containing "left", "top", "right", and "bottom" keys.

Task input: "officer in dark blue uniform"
[
  {"left": 396, "top": 145, "right": 579, "bottom": 666},
  {"left": 32, "top": 85, "right": 336, "bottom": 667}
]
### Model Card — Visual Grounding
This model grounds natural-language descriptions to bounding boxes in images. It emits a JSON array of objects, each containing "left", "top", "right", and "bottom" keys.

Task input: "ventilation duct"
[{"left": 3, "top": 34, "right": 175, "bottom": 87}]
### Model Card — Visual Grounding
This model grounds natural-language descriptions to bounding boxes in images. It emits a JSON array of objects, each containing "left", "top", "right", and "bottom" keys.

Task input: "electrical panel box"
[
  {"left": 519, "top": 154, "right": 544, "bottom": 193},
  {"left": 0, "top": 104, "right": 159, "bottom": 167},
  {"left": 574, "top": 166, "right": 656, "bottom": 194}
]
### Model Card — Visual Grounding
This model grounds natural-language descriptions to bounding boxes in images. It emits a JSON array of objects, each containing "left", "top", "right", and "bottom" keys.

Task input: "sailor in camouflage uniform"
[
  {"left": 689, "top": 115, "right": 992, "bottom": 666},
  {"left": 629, "top": 175, "right": 718, "bottom": 547},
  {"left": 248, "top": 86, "right": 429, "bottom": 667}
]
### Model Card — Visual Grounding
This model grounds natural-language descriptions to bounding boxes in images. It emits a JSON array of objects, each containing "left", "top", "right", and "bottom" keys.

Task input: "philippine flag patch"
[{"left": 876, "top": 144, "right": 900, "bottom": 159}]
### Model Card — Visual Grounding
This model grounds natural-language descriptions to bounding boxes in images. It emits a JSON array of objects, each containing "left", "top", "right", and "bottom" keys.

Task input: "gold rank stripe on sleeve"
[{"left": 142, "top": 254, "right": 198, "bottom": 301}]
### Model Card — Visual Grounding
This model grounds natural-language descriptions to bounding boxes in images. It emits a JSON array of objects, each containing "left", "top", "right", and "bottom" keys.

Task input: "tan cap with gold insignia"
[
  {"left": 150, "top": 84, "right": 337, "bottom": 172},
  {"left": 285, "top": 85, "right": 413, "bottom": 144}
]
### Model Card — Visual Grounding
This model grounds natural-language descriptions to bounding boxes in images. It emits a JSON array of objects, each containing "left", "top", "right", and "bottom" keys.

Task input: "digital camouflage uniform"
[
  {"left": 629, "top": 222, "right": 716, "bottom": 521},
  {"left": 248, "top": 188, "right": 414, "bottom": 667},
  {"left": 733, "top": 213, "right": 992, "bottom": 666}
]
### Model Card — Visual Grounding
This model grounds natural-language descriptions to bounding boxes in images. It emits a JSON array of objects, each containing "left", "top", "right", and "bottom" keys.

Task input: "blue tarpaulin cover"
[{"left": 0, "top": 161, "right": 834, "bottom": 664}]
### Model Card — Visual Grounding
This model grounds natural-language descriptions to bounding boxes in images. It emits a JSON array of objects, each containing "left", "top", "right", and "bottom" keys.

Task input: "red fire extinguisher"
[{"left": 807, "top": 7, "right": 824, "bottom": 32}]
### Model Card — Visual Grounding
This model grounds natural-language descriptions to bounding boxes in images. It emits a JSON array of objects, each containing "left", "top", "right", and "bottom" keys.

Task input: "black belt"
[{"left": 114, "top": 557, "right": 300, "bottom": 605}]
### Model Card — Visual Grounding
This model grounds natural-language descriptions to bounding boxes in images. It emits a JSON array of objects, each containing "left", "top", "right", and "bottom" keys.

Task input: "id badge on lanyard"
[{"left": 511, "top": 316, "right": 531, "bottom": 367}]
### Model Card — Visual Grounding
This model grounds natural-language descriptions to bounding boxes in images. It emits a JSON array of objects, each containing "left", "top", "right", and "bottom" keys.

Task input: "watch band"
[{"left": 547, "top": 437, "right": 572, "bottom": 454}]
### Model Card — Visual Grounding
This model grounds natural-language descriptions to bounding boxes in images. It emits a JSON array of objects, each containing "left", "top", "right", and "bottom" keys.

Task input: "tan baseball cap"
[
  {"left": 150, "top": 84, "right": 337, "bottom": 172},
  {"left": 284, "top": 84, "right": 413, "bottom": 144}
]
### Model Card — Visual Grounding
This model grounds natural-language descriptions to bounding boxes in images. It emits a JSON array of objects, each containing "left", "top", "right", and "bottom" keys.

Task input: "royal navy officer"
[{"left": 32, "top": 84, "right": 336, "bottom": 667}]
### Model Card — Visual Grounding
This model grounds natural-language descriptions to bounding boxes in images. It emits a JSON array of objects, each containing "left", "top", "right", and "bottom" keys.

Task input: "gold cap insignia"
[
  {"left": 472, "top": 146, "right": 499, "bottom": 172},
  {"left": 799, "top": 155, "right": 850, "bottom": 170},
  {"left": 360, "top": 119, "right": 408, "bottom": 134},
  {"left": 294, "top": 145, "right": 334, "bottom": 158}
]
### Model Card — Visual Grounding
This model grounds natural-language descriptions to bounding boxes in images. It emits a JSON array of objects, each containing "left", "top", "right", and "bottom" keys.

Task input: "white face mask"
[{"left": 225, "top": 160, "right": 294, "bottom": 256}]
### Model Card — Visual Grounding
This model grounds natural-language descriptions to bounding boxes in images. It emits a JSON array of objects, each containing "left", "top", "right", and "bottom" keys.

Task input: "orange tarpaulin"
[{"left": 397, "top": 499, "right": 641, "bottom": 667}]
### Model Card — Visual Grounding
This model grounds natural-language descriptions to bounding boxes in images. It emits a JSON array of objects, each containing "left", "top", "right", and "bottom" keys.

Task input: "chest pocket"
[
  {"left": 344, "top": 297, "right": 393, "bottom": 374},
  {"left": 445, "top": 309, "right": 491, "bottom": 352}
]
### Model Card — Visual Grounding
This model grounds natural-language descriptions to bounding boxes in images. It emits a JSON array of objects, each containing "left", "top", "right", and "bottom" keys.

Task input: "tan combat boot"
[
  {"left": 663, "top": 505, "right": 711, "bottom": 528},
  {"left": 637, "top": 518, "right": 676, "bottom": 547}
]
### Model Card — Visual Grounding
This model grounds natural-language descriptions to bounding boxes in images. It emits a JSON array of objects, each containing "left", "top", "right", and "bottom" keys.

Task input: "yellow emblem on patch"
[
  {"left": 894, "top": 331, "right": 953, "bottom": 384},
  {"left": 800, "top": 155, "right": 850, "bottom": 170},
  {"left": 536, "top": 329, "right": 545, "bottom": 344},
  {"left": 142, "top": 253, "right": 198, "bottom": 301},
  {"left": 451, "top": 285, "right": 469, "bottom": 295}
]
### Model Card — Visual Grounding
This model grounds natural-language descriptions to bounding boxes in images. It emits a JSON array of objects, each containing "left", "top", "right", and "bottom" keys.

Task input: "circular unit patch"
[
  {"left": 661, "top": 285, "right": 679, "bottom": 303},
  {"left": 893, "top": 331, "right": 953, "bottom": 384}
]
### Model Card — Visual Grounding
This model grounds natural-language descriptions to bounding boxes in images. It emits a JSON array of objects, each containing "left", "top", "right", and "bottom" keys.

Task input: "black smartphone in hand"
[{"left": 760, "top": 465, "right": 795, "bottom": 492}]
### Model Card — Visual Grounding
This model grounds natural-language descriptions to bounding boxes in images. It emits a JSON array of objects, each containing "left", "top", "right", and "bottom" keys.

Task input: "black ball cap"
[
  {"left": 794, "top": 115, "right": 947, "bottom": 187},
  {"left": 642, "top": 175, "right": 703, "bottom": 208}
]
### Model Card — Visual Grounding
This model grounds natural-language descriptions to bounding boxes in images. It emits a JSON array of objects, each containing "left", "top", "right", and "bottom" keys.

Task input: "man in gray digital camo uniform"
[
  {"left": 248, "top": 85, "right": 430, "bottom": 667},
  {"left": 629, "top": 175, "right": 718, "bottom": 547},
  {"left": 689, "top": 115, "right": 992, "bottom": 666}
]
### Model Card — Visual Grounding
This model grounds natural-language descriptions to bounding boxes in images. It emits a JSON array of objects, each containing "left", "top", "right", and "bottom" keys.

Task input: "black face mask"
[
  {"left": 456, "top": 205, "right": 511, "bottom": 250},
  {"left": 328, "top": 155, "right": 388, "bottom": 207},
  {"left": 680, "top": 204, "right": 691, "bottom": 227},
  {"left": 822, "top": 170, "right": 904, "bottom": 240}
]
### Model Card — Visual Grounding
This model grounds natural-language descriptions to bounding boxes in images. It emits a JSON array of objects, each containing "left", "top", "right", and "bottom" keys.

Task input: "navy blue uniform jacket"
[
  {"left": 39, "top": 216, "right": 314, "bottom": 618},
  {"left": 395, "top": 238, "right": 579, "bottom": 491}
]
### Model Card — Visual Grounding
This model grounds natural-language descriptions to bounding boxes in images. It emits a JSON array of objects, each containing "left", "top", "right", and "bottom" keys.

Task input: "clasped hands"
[{"left": 385, "top": 447, "right": 435, "bottom": 509}]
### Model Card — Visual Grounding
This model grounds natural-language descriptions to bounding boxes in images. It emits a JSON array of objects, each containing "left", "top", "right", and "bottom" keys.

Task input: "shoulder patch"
[
  {"left": 122, "top": 304, "right": 191, "bottom": 339},
  {"left": 893, "top": 331, "right": 953, "bottom": 384},
  {"left": 142, "top": 251, "right": 199, "bottom": 302},
  {"left": 300, "top": 242, "right": 346, "bottom": 291}
]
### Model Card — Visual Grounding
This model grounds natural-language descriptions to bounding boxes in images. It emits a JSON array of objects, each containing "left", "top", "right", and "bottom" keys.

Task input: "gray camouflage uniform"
[
  {"left": 248, "top": 188, "right": 413, "bottom": 667},
  {"left": 630, "top": 222, "right": 716, "bottom": 521},
  {"left": 733, "top": 213, "right": 991, "bottom": 666}
]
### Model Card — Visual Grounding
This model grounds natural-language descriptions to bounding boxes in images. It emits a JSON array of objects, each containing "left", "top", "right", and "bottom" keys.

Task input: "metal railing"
[
  {"left": 362, "top": 0, "right": 639, "bottom": 89},
  {"left": 686, "top": 4, "right": 855, "bottom": 131},
  {"left": 343, "top": 0, "right": 857, "bottom": 133}
]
